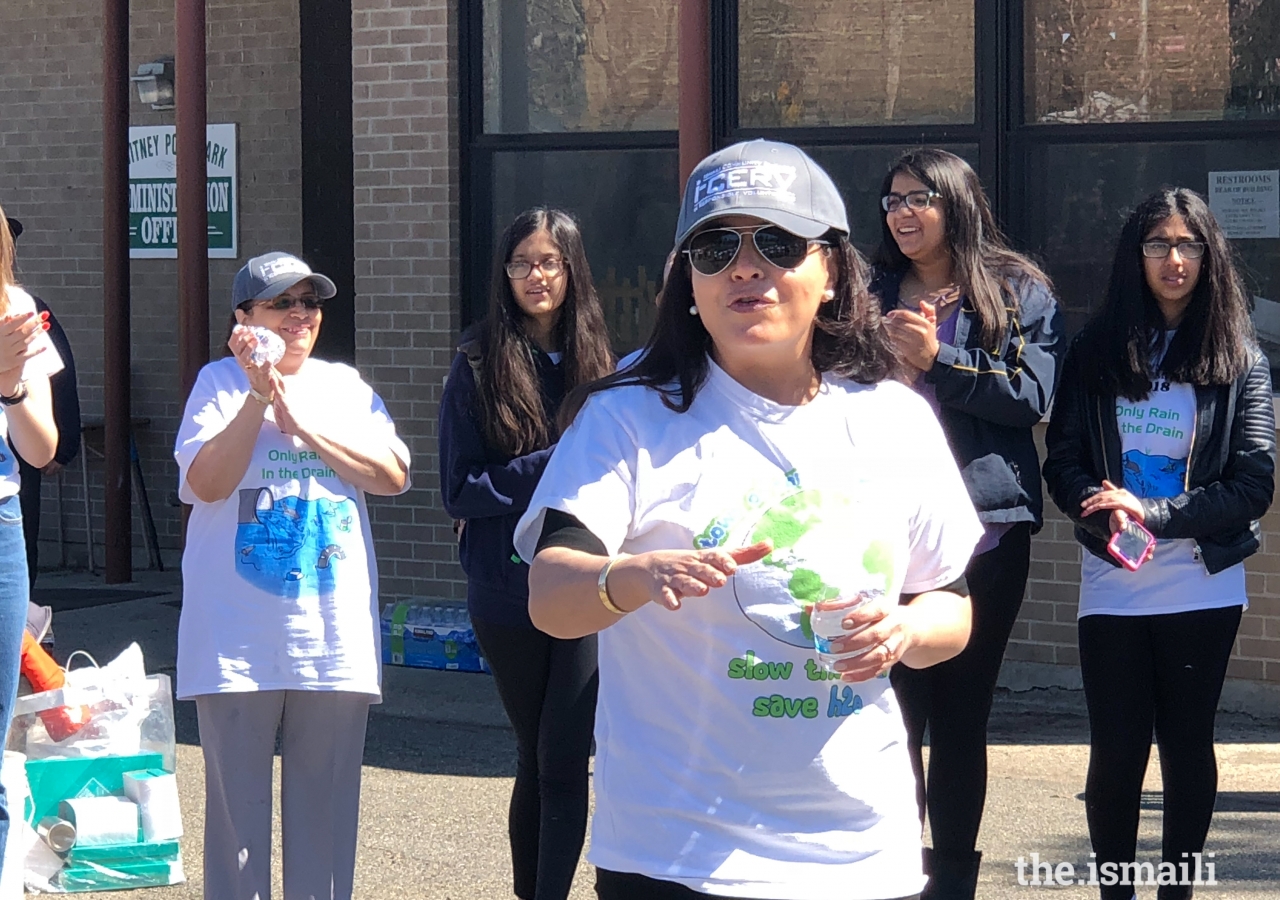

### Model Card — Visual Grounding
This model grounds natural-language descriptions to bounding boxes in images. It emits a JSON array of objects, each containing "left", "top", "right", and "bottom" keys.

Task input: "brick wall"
[
  {"left": 0, "top": 0, "right": 302, "bottom": 569},
  {"left": 351, "top": 0, "right": 464, "bottom": 602}
]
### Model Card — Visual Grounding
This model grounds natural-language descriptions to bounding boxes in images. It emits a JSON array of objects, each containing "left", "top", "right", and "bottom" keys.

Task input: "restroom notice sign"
[
  {"left": 128, "top": 123, "right": 237, "bottom": 258},
  {"left": 1208, "top": 170, "right": 1279, "bottom": 239}
]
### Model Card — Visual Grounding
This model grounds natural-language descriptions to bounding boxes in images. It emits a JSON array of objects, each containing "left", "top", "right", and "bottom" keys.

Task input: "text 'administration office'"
[{"left": 1, "top": 0, "right": 1278, "bottom": 710}]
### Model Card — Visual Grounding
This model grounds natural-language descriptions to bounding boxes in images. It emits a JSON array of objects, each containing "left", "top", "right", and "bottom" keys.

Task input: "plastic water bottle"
[{"left": 810, "top": 589, "right": 884, "bottom": 673}]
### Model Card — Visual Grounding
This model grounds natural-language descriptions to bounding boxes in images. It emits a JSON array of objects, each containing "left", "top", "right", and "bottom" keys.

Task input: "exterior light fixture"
[{"left": 131, "top": 58, "right": 175, "bottom": 110}]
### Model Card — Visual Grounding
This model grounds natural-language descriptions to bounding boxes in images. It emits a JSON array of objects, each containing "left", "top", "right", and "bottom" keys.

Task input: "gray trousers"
[{"left": 195, "top": 690, "right": 372, "bottom": 900}]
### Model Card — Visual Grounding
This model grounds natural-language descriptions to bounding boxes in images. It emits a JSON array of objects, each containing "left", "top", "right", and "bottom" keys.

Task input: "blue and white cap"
[
  {"left": 674, "top": 140, "right": 849, "bottom": 247},
  {"left": 231, "top": 251, "right": 337, "bottom": 310}
]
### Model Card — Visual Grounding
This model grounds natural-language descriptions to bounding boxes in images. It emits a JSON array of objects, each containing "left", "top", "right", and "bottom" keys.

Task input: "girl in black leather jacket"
[{"left": 1044, "top": 187, "right": 1274, "bottom": 900}]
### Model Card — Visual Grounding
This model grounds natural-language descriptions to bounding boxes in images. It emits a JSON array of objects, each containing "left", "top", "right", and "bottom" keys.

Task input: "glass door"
[{"left": 714, "top": 0, "right": 999, "bottom": 259}]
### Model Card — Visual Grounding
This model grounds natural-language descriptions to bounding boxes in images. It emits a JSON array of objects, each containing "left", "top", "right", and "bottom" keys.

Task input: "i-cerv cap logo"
[{"left": 692, "top": 161, "right": 799, "bottom": 212}]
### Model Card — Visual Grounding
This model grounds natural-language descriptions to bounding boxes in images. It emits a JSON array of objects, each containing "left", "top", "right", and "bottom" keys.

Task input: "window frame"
[
  {"left": 1005, "top": 0, "right": 1280, "bottom": 261},
  {"left": 459, "top": 2, "right": 679, "bottom": 328},
  {"left": 459, "top": 0, "right": 1280, "bottom": 337},
  {"left": 714, "top": 0, "right": 1006, "bottom": 218}
]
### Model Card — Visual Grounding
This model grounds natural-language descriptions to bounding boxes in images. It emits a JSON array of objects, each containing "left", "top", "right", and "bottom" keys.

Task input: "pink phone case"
[{"left": 1107, "top": 521, "right": 1156, "bottom": 571}]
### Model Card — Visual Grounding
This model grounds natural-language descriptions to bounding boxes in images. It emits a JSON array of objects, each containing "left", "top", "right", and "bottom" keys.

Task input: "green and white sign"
[{"left": 128, "top": 123, "right": 237, "bottom": 259}]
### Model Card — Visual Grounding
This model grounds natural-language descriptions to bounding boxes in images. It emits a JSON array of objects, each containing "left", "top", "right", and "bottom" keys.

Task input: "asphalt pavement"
[{"left": 25, "top": 569, "right": 1280, "bottom": 899}]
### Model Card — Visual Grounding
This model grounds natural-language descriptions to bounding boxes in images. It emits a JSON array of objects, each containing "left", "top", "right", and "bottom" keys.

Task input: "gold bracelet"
[
  {"left": 596, "top": 556, "right": 627, "bottom": 615},
  {"left": 248, "top": 386, "right": 275, "bottom": 405}
]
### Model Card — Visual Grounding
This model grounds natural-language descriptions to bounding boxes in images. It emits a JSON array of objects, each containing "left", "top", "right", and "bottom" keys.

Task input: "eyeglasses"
[
  {"left": 881, "top": 190, "right": 941, "bottom": 213},
  {"left": 505, "top": 258, "right": 566, "bottom": 279},
  {"left": 684, "top": 225, "right": 829, "bottom": 277},
  {"left": 1141, "top": 240, "right": 1206, "bottom": 260},
  {"left": 259, "top": 294, "right": 324, "bottom": 311}
]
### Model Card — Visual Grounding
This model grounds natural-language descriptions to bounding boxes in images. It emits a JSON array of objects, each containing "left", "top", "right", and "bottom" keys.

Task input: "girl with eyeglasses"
[
  {"left": 1044, "top": 188, "right": 1273, "bottom": 900},
  {"left": 870, "top": 148, "right": 1065, "bottom": 899},
  {"left": 515, "top": 140, "right": 985, "bottom": 900},
  {"left": 176, "top": 251, "right": 411, "bottom": 899},
  {"left": 438, "top": 208, "right": 614, "bottom": 900}
]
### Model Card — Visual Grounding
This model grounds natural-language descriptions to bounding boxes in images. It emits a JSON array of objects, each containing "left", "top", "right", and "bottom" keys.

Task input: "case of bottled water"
[{"left": 380, "top": 602, "right": 489, "bottom": 673}]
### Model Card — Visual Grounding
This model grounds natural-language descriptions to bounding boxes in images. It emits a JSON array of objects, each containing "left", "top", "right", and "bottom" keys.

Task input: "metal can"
[{"left": 37, "top": 815, "right": 76, "bottom": 853}]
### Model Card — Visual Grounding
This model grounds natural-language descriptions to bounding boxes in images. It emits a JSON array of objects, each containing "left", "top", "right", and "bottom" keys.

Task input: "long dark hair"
[
  {"left": 872, "top": 149, "right": 1051, "bottom": 349},
  {"left": 479, "top": 208, "right": 614, "bottom": 457},
  {"left": 1080, "top": 187, "right": 1254, "bottom": 400},
  {"left": 561, "top": 231, "right": 897, "bottom": 426}
]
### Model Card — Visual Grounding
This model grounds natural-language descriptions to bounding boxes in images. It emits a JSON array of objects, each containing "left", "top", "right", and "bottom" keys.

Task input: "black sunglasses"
[
  {"left": 259, "top": 294, "right": 325, "bottom": 312},
  {"left": 684, "top": 225, "right": 829, "bottom": 277}
]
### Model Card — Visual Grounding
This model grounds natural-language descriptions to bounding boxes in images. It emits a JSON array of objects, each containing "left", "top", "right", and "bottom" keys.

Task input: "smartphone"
[{"left": 1107, "top": 519, "right": 1156, "bottom": 571}]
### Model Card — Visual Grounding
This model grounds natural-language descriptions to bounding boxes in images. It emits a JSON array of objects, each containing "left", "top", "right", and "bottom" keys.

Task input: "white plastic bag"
[{"left": 9, "top": 643, "right": 177, "bottom": 771}]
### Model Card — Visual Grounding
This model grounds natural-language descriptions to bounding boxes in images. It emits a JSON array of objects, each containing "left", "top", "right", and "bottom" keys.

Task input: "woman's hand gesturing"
[
  {"left": 0, "top": 312, "right": 47, "bottom": 393},
  {"left": 884, "top": 296, "right": 943, "bottom": 375},
  {"left": 608, "top": 541, "right": 773, "bottom": 612},
  {"left": 227, "top": 325, "right": 275, "bottom": 399}
]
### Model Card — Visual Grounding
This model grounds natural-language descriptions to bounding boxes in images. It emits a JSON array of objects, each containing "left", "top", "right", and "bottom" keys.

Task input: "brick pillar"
[{"left": 352, "top": 0, "right": 464, "bottom": 602}]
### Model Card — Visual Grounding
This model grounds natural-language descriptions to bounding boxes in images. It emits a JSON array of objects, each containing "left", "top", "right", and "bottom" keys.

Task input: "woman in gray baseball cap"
[
  {"left": 173, "top": 251, "right": 410, "bottom": 899},
  {"left": 509, "top": 141, "right": 984, "bottom": 900}
]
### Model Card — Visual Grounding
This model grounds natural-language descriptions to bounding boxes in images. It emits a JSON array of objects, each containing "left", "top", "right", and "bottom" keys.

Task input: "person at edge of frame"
[
  {"left": 1044, "top": 187, "right": 1274, "bottom": 900},
  {"left": 5, "top": 217, "right": 81, "bottom": 599},
  {"left": 0, "top": 200, "right": 62, "bottom": 873},
  {"left": 870, "top": 148, "right": 1065, "bottom": 900}
]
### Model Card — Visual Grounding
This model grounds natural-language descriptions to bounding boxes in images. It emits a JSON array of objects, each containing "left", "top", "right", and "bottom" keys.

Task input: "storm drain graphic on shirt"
[
  {"left": 1121, "top": 450, "right": 1186, "bottom": 499},
  {"left": 235, "top": 487, "right": 355, "bottom": 596}
]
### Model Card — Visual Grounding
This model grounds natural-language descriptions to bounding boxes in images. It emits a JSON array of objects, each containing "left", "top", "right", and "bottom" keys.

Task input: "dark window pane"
[
  {"left": 1027, "top": 0, "right": 1280, "bottom": 123},
  {"left": 739, "top": 1, "right": 975, "bottom": 127},
  {"left": 1025, "top": 141, "right": 1280, "bottom": 380},
  {"left": 492, "top": 149, "right": 679, "bottom": 353},
  {"left": 802, "top": 145, "right": 980, "bottom": 256},
  {"left": 483, "top": 0, "right": 679, "bottom": 133}
]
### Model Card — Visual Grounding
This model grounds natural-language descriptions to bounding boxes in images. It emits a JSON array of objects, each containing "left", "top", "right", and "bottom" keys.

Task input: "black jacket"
[
  {"left": 873, "top": 267, "right": 1066, "bottom": 531},
  {"left": 437, "top": 330, "right": 565, "bottom": 629},
  {"left": 1043, "top": 333, "right": 1275, "bottom": 574},
  {"left": 12, "top": 296, "right": 81, "bottom": 469}
]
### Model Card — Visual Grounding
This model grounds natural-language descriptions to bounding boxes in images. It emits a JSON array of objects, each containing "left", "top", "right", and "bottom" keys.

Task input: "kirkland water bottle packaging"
[{"left": 381, "top": 602, "right": 490, "bottom": 673}]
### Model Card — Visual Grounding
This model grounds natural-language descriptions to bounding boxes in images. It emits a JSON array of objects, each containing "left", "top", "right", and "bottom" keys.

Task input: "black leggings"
[
  {"left": 472, "top": 617, "right": 598, "bottom": 900},
  {"left": 1078, "top": 605, "right": 1241, "bottom": 900},
  {"left": 594, "top": 868, "right": 919, "bottom": 900},
  {"left": 890, "top": 523, "right": 1031, "bottom": 854}
]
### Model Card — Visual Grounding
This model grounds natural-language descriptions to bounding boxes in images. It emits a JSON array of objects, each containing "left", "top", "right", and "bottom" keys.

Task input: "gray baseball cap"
[
  {"left": 231, "top": 251, "right": 337, "bottom": 310},
  {"left": 674, "top": 140, "right": 849, "bottom": 247}
]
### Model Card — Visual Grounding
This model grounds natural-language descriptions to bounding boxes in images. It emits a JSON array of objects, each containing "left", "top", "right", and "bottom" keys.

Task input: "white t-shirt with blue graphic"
[
  {"left": 0, "top": 287, "right": 65, "bottom": 499},
  {"left": 514, "top": 362, "right": 982, "bottom": 900},
  {"left": 1079, "top": 369, "right": 1247, "bottom": 618},
  {"left": 174, "top": 356, "right": 411, "bottom": 699}
]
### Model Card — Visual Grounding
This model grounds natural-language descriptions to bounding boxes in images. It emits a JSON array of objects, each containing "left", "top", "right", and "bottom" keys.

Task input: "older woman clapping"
[{"left": 175, "top": 251, "right": 410, "bottom": 900}]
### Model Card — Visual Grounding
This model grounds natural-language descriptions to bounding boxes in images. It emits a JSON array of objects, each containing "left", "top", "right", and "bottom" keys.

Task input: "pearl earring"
[
  {"left": 823, "top": 289, "right": 835, "bottom": 301},
  {"left": 689, "top": 305, "right": 700, "bottom": 316}
]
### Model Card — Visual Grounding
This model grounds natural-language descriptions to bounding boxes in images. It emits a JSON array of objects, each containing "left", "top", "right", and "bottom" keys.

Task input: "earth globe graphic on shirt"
[{"left": 730, "top": 489, "right": 894, "bottom": 648}]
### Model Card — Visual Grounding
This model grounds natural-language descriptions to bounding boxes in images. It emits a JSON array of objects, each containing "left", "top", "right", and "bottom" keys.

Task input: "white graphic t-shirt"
[
  {"left": 0, "top": 287, "right": 65, "bottom": 499},
  {"left": 514, "top": 362, "right": 982, "bottom": 900},
  {"left": 1079, "top": 369, "right": 1247, "bottom": 617},
  {"left": 175, "top": 356, "right": 411, "bottom": 699}
]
